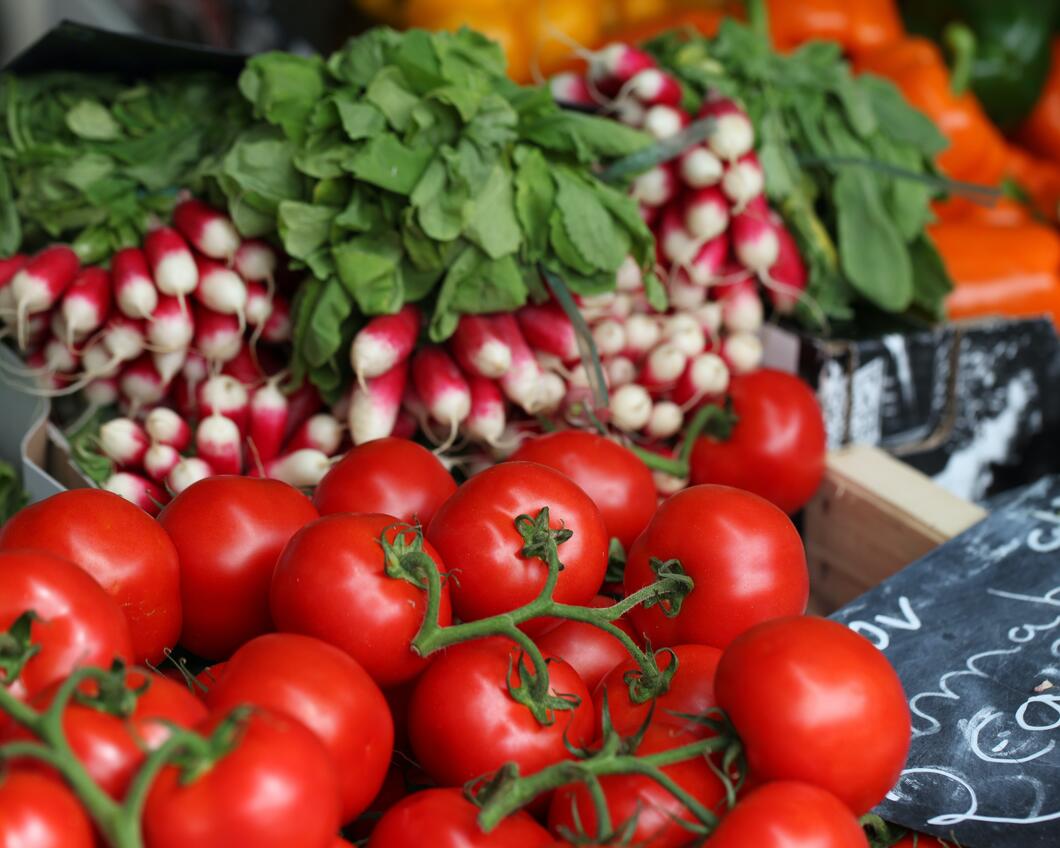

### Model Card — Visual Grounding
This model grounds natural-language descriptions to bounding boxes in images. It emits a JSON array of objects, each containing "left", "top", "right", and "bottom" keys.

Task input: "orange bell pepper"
[
  {"left": 768, "top": 0, "right": 903, "bottom": 58},
  {"left": 932, "top": 195, "right": 1032, "bottom": 227},
  {"left": 856, "top": 38, "right": 1008, "bottom": 186},
  {"left": 405, "top": 0, "right": 604, "bottom": 83},
  {"left": 1018, "top": 38, "right": 1060, "bottom": 168},
  {"left": 603, "top": 8, "right": 730, "bottom": 45},
  {"left": 930, "top": 220, "right": 1060, "bottom": 328}
]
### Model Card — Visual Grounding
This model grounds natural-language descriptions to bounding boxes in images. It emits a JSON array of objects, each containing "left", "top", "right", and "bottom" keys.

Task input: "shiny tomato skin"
[
  {"left": 14, "top": 671, "right": 206, "bottom": 799},
  {"left": 535, "top": 596, "right": 636, "bottom": 693},
  {"left": 367, "top": 788, "right": 554, "bottom": 847},
  {"left": 0, "top": 550, "right": 133, "bottom": 702},
  {"left": 427, "top": 462, "right": 608, "bottom": 627},
  {"left": 0, "top": 489, "right": 181, "bottom": 664},
  {"left": 690, "top": 369, "right": 826, "bottom": 515},
  {"left": 715, "top": 616, "right": 911, "bottom": 815},
  {"left": 624, "top": 485, "right": 808, "bottom": 649},
  {"left": 270, "top": 513, "right": 451, "bottom": 687},
  {"left": 595, "top": 643, "right": 721, "bottom": 738},
  {"left": 0, "top": 770, "right": 94, "bottom": 848},
  {"left": 158, "top": 476, "right": 318, "bottom": 659},
  {"left": 313, "top": 438, "right": 456, "bottom": 527},
  {"left": 509, "top": 431, "right": 657, "bottom": 550},
  {"left": 706, "top": 782, "right": 868, "bottom": 848},
  {"left": 549, "top": 723, "right": 725, "bottom": 847},
  {"left": 892, "top": 834, "right": 949, "bottom": 847},
  {"left": 204, "top": 632, "right": 393, "bottom": 823},
  {"left": 408, "top": 638, "right": 594, "bottom": 786},
  {"left": 144, "top": 709, "right": 340, "bottom": 848}
]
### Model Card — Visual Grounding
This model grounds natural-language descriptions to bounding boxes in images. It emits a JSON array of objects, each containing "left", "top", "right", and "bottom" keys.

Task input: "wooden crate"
[{"left": 804, "top": 445, "right": 988, "bottom": 614}]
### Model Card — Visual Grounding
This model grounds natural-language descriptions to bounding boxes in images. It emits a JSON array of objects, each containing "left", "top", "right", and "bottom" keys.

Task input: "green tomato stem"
[{"left": 476, "top": 736, "right": 724, "bottom": 832}]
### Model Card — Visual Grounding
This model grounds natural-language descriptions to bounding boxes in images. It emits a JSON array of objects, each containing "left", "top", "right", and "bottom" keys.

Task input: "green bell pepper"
[{"left": 902, "top": 0, "right": 1060, "bottom": 131}]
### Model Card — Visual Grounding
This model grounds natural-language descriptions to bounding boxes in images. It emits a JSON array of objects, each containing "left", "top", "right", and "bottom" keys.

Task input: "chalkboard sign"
[{"left": 831, "top": 475, "right": 1060, "bottom": 847}]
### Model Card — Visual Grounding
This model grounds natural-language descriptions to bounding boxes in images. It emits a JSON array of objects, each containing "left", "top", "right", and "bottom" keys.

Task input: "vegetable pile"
[
  {"left": 0, "top": 431, "right": 917, "bottom": 847},
  {"left": 218, "top": 27, "right": 658, "bottom": 399}
]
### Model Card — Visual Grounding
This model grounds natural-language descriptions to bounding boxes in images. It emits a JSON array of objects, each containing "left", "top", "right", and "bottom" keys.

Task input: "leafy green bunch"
[
  {"left": 219, "top": 27, "right": 658, "bottom": 398},
  {"left": 648, "top": 21, "right": 954, "bottom": 326},
  {"left": 0, "top": 72, "right": 249, "bottom": 261}
]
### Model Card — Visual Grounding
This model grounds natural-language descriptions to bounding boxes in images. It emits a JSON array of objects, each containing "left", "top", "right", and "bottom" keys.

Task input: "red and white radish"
[
  {"left": 9, "top": 246, "right": 80, "bottom": 347},
  {"left": 449, "top": 314, "right": 512, "bottom": 379},
  {"left": 148, "top": 295, "right": 194, "bottom": 353},
  {"left": 144, "top": 227, "right": 198, "bottom": 303},
  {"left": 639, "top": 342, "right": 687, "bottom": 390},
  {"left": 104, "top": 472, "right": 168, "bottom": 516},
  {"left": 143, "top": 442, "right": 181, "bottom": 484},
  {"left": 198, "top": 374, "right": 249, "bottom": 432},
  {"left": 631, "top": 164, "right": 677, "bottom": 207},
  {"left": 462, "top": 376, "right": 506, "bottom": 445},
  {"left": 411, "top": 346, "right": 471, "bottom": 438},
  {"left": 60, "top": 267, "right": 111, "bottom": 347},
  {"left": 193, "top": 255, "right": 247, "bottom": 327},
  {"left": 624, "top": 314, "right": 661, "bottom": 357},
  {"left": 643, "top": 105, "right": 689, "bottom": 140},
  {"left": 627, "top": 68, "right": 682, "bottom": 107},
  {"left": 663, "top": 313, "right": 707, "bottom": 357},
  {"left": 195, "top": 413, "right": 243, "bottom": 475},
  {"left": 722, "top": 332, "right": 764, "bottom": 375},
  {"left": 167, "top": 457, "right": 214, "bottom": 495},
  {"left": 119, "top": 355, "right": 167, "bottom": 409},
  {"left": 732, "top": 203, "right": 779, "bottom": 273},
  {"left": 536, "top": 372, "right": 567, "bottom": 414},
  {"left": 261, "top": 294, "right": 291, "bottom": 343},
  {"left": 248, "top": 379, "right": 289, "bottom": 464},
  {"left": 721, "top": 284, "right": 764, "bottom": 334},
  {"left": 691, "top": 301, "right": 724, "bottom": 337},
  {"left": 683, "top": 187, "right": 729, "bottom": 241},
  {"left": 604, "top": 355, "right": 636, "bottom": 387},
  {"left": 658, "top": 207, "right": 699, "bottom": 267},
  {"left": 348, "top": 359, "right": 407, "bottom": 445},
  {"left": 550, "top": 71, "right": 596, "bottom": 107},
  {"left": 173, "top": 199, "right": 240, "bottom": 261},
  {"left": 286, "top": 413, "right": 343, "bottom": 456},
  {"left": 588, "top": 43, "right": 656, "bottom": 95},
  {"left": 43, "top": 338, "right": 79, "bottom": 374},
  {"left": 194, "top": 306, "right": 242, "bottom": 363},
  {"left": 592, "top": 319, "right": 627, "bottom": 358},
  {"left": 350, "top": 304, "right": 420, "bottom": 384},
  {"left": 234, "top": 239, "right": 277, "bottom": 283},
  {"left": 145, "top": 406, "right": 192, "bottom": 451},
  {"left": 99, "top": 417, "right": 149, "bottom": 468},
  {"left": 516, "top": 303, "right": 578, "bottom": 362},
  {"left": 645, "top": 400, "right": 684, "bottom": 439},
  {"left": 672, "top": 351, "right": 730, "bottom": 405},
  {"left": 764, "top": 214, "right": 808, "bottom": 313},
  {"left": 685, "top": 234, "right": 729, "bottom": 287},
  {"left": 111, "top": 247, "right": 158, "bottom": 320},
  {"left": 668, "top": 276, "right": 708, "bottom": 311},
  {"left": 260, "top": 449, "right": 331, "bottom": 488},
  {"left": 700, "top": 96, "right": 755, "bottom": 161},
  {"left": 84, "top": 376, "right": 119, "bottom": 408},
  {"left": 609, "top": 383, "right": 653, "bottom": 432},
  {"left": 245, "top": 281, "right": 272, "bottom": 327},
  {"left": 678, "top": 145, "right": 723, "bottom": 188},
  {"left": 615, "top": 256, "right": 644, "bottom": 293},
  {"left": 721, "top": 152, "right": 764, "bottom": 211},
  {"left": 490, "top": 314, "right": 547, "bottom": 414},
  {"left": 152, "top": 349, "right": 187, "bottom": 386}
]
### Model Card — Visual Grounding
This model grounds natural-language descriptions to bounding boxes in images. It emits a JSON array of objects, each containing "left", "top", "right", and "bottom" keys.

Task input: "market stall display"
[{"left": 0, "top": 0, "right": 1058, "bottom": 845}]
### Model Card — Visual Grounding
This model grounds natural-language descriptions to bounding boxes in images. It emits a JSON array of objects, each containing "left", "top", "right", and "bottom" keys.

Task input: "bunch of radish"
[{"left": 0, "top": 197, "right": 354, "bottom": 510}]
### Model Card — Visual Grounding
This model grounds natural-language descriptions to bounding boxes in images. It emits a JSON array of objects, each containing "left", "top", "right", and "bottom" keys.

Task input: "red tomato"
[
  {"left": 535, "top": 595, "right": 636, "bottom": 693},
  {"left": 12, "top": 671, "right": 206, "bottom": 799},
  {"left": 705, "top": 782, "right": 868, "bottom": 847},
  {"left": 144, "top": 708, "right": 340, "bottom": 848},
  {"left": 158, "top": 476, "right": 318, "bottom": 659},
  {"left": 624, "top": 485, "right": 808, "bottom": 649},
  {"left": 427, "top": 462, "right": 608, "bottom": 628},
  {"left": 595, "top": 643, "right": 721, "bottom": 738},
  {"left": 549, "top": 723, "right": 725, "bottom": 847},
  {"left": 715, "top": 616, "right": 911, "bottom": 815},
  {"left": 368, "top": 788, "right": 553, "bottom": 847},
  {"left": 509, "top": 431, "right": 656, "bottom": 550},
  {"left": 271, "top": 513, "right": 451, "bottom": 687},
  {"left": 313, "top": 438, "right": 456, "bottom": 526},
  {"left": 204, "top": 633, "right": 393, "bottom": 822},
  {"left": 0, "top": 770, "right": 94, "bottom": 848},
  {"left": 690, "top": 369, "right": 826, "bottom": 514},
  {"left": 0, "top": 550, "right": 132, "bottom": 701},
  {"left": 0, "top": 490, "right": 181, "bottom": 663},
  {"left": 408, "top": 638, "right": 594, "bottom": 786}
]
